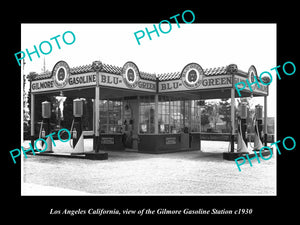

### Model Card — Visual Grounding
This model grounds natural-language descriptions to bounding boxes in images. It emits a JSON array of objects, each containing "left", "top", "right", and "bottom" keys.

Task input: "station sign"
[
  {"left": 99, "top": 72, "right": 156, "bottom": 92},
  {"left": 159, "top": 72, "right": 268, "bottom": 95},
  {"left": 159, "top": 74, "right": 233, "bottom": 92},
  {"left": 30, "top": 61, "right": 267, "bottom": 95},
  {"left": 31, "top": 72, "right": 97, "bottom": 93},
  {"left": 31, "top": 61, "right": 157, "bottom": 93},
  {"left": 31, "top": 72, "right": 157, "bottom": 93}
]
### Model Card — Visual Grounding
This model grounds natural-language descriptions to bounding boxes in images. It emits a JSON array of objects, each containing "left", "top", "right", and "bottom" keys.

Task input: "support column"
[
  {"left": 169, "top": 99, "right": 171, "bottom": 133},
  {"left": 189, "top": 101, "right": 192, "bottom": 131},
  {"left": 95, "top": 86, "right": 100, "bottom": 152},
  {"left": 183, "top": 100, "right": 186, "bottom": 128},
  {"left": 264, "top": 95, "right": 268, "bottom": 146},
  {"left": 230, "top": 87, "right": 235, "bottom": 152},
  {"left": 154, "top": 94, "right": 159, "bottom": 134},
  {"left": 199, "top": 99, "right": 202, "bottom": 151},
  {"left": 137, "top": 96, "right": 140, "bottom": 133},
  {"left": 30, "top": 93, "right": 35, "bottom": 148},
  {"left": 92, "top": 100, "right": 95, "bottom": 134},
  {"left": 199, "top": 99, "right": 202, "bottom": 132}
]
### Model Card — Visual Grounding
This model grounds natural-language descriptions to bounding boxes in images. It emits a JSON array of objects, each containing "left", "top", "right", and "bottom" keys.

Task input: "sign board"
[
  {"left": 165, "top": 137, "right": 177, "bottom": 145},
  {"left": 101, "top": 137, "right": 115, "bottom": 144},
  {"left": 234, "top": 75, "right": 268, "bottom": 95},
  {"left": 159, "top": 75, "right": 233, "bottom": 92},
  {"left": 31, "top": 72, "right": 97, "bottom": 93},
  {"left": 99, "top": 72, "right": 156, "bottom": 92},
  {"left": 159, "top": 74, "right": 268, "bottom": 95},
  {"left": 31, "top": 60, "right": 156, "bottom": 93},
  {"left": 99, "top": 61, "right": 156, "bottom": 92},
  {"left": 30, "top": 61, "right": 267, "bottom": 96}
]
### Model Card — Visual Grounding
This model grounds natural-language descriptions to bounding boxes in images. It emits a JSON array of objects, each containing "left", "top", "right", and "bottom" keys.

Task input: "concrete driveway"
[{"left": 22, "top": 140, "right": 276, "bottom": 195}]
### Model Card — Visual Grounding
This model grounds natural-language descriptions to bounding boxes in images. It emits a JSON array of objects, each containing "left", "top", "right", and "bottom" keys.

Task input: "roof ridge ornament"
[
  {"left": 92, "top": 60, "right": 102, "bottom": 72},
  {"left": 226, "top": 64, "right": 238, "bottom": 74}
]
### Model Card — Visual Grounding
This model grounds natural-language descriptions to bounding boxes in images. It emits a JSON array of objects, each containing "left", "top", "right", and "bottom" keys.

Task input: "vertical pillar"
[
  {"left": 264, "top": 95, "right": 268, "bottom": 146},
  {"left": 169, "top": 98, "right": 171, "bottom": 133},
  {"left": 183, "top": 100, "right": 186, "bottom": 128},
  {"left": 121, "top": 97, "right": 125, "bottom": 126},
  {"left": 92, "top": 60, "right": 102, "bottom": 153},
  {"left": 230, "top": 87, "right": 235, "bottom": 152},
  {"left": 30, "top": 93, "right": 35, "bottom": 148},
  {"left": 106, "top": 99, "right": 109, "bottom": 133},
  {"left": 199, "top": 99, "right": 202, "bottom": 132},
  {"left": 131, "top": 97, "right": 139, "bottom": 149},
  {"left": 95, "top": 86, "right": 100, "bottom": 152},
  {"left": 137, "top": 96, "right": 140, "bottom": 134},
  {"left": 199, "top": 99, "right": 202, "bottom": 150},
  {"left": 189, "top": 100, "right": 192, "bottom": 131},
  {"left": 154, "top": 94, "right": 159, "bottom": 134},
  {"left": 92, "top": 100, "right": 95, "bottom": 134}
]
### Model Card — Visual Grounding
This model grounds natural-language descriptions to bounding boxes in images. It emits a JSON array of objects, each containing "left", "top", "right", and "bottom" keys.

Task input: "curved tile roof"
[
  {"left": 203, "top": 66, "right": 227, "bottom": 76},
  {"left": 139, "top": 71, "right": 157, "bottom": 81},
  {"left": 70, "top": 64, "right": 93, "bottom": 74},
  {"left": 158, "top": 72, "right": 181, "bottom": 81},
  {"left": 157, "top": 66, "right": 230, "bottom": 81},
  {"left": 30, "top": 62, "right": 247, "bottom": 82}
]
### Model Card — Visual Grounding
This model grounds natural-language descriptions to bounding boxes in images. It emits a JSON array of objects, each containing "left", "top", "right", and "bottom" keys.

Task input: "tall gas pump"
[
  {"left": 237, "top": 102, "right": 248, "bottom": 152},
  {"left": 38, "top": 101, "right": 53, "bottom": 152},
  {"left": 70, "top": 98, "right": 84, "bottom": 154},
  {"left": 253, "top": 104, "right": 264, "bottom": 151}
]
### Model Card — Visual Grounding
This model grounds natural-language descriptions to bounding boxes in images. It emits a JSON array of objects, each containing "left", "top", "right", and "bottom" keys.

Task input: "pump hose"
[
  {"left": 248, "top": 114, "right": 256, "bottom": 148},
  {"left": 38, "top": 121, "right": 43, "bottom": 139},
  {"left": 228, "top": 112, "right": 261, "bottom": 152},
  {"left": 35, "top": 121, "right": 44, "bottom": 150},
  {"left": 236, "top": 120, "right": 243, "bottom": 152},
  {"left": 69, "top": 119, "right": 74, "bottom": 148}
]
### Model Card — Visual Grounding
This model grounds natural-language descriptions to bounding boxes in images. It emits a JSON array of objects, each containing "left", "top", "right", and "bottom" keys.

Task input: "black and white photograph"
[
  {"left": 4, "top": 4, "right": 298, "bottom": 221},
  {"left": 20, "top": 23, "right": 277, "bottom": 196}
]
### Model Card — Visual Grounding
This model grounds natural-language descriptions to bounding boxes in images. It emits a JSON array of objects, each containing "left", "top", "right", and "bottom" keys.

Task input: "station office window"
[
  {"left": 158, "top": 96, "right": 201, "bottom": 133},
  {"left": 139, "top": 95, "right": 201, "bottom": 134},
  {"left": 99, "top": 100, "right": 122, "bottom": 133},
  {"left": 190, "top": 100, "right": 201, "bottom": 132},
  {"left": 139, "top": 96, "right": 155, "bottom": 133}
]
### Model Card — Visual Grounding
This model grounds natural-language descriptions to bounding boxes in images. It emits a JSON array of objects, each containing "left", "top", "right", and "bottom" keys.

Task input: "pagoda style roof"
[{"left": 29, "top": 61, "right": 248, "bottom": 82}]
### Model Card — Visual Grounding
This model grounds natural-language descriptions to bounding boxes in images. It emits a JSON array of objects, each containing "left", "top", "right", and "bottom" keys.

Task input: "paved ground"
[{"left": 22, "top": 140, "right": 276, "bottom": 195}]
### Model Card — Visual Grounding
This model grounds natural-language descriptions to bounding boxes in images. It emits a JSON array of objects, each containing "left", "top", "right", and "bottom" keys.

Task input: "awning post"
[
  {"left": 30, "top": 93, "right": 35, "bottom": 148},
  {"left": 230, "top": 87, "right": 235, "bottom": 152},
  {"left": 264, "top": 95, "right": 268, "bottom": 146}
]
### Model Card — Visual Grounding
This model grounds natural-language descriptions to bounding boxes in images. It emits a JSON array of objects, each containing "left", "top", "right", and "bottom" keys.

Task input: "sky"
[{"left": 21, "top": 23, "right": 276, "bottom": 117}]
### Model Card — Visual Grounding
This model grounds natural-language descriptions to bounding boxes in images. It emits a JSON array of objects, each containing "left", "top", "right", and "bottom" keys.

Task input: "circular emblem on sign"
[
  {"left": 127, "top": 69, "right": 135, "bottom": 81},
  {"left": 52, "top": 61, "right": 70, "bottom": 88},
  {"left": 187, "top": 70, "right": 198, "bottom": 82},
  {"left": 248, "top": 65, "right": 258, "bottom": 83},
  {"left": 122, "top": 62, "right": 140, "bottom": 88},
  {"left": 57, "top": 68, "right": 65, "bottom": 81},
  {"left": 181, "top": 63, "right": 204, "bottom": 89}
]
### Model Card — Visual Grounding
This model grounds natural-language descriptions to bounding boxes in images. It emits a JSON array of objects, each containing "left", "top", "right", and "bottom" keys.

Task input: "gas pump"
[
  {"left": 237, "top": 102, "right": 248, "bottom": 152},
  {"left": 252, "top": 104, "right": 264, "bottom": 151},
  {"left": 38, "top": 101, "right": 53, "bottom": 152},
  {"left": 69, "top": 98, "right": 84, "bottom": 154}
]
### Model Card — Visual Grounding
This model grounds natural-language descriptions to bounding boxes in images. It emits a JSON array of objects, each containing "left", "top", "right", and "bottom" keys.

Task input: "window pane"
[
  {"left": 139, "top": 96, "right": 155, "bottom": 133},
  {"left": 99, "top": 100, "right": 122, "bottom": 134}
]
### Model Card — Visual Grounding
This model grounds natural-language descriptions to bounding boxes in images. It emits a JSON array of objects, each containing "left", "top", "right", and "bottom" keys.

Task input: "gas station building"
[{"left": 28, "top": 60, "right": 269, "bottom": 156}]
